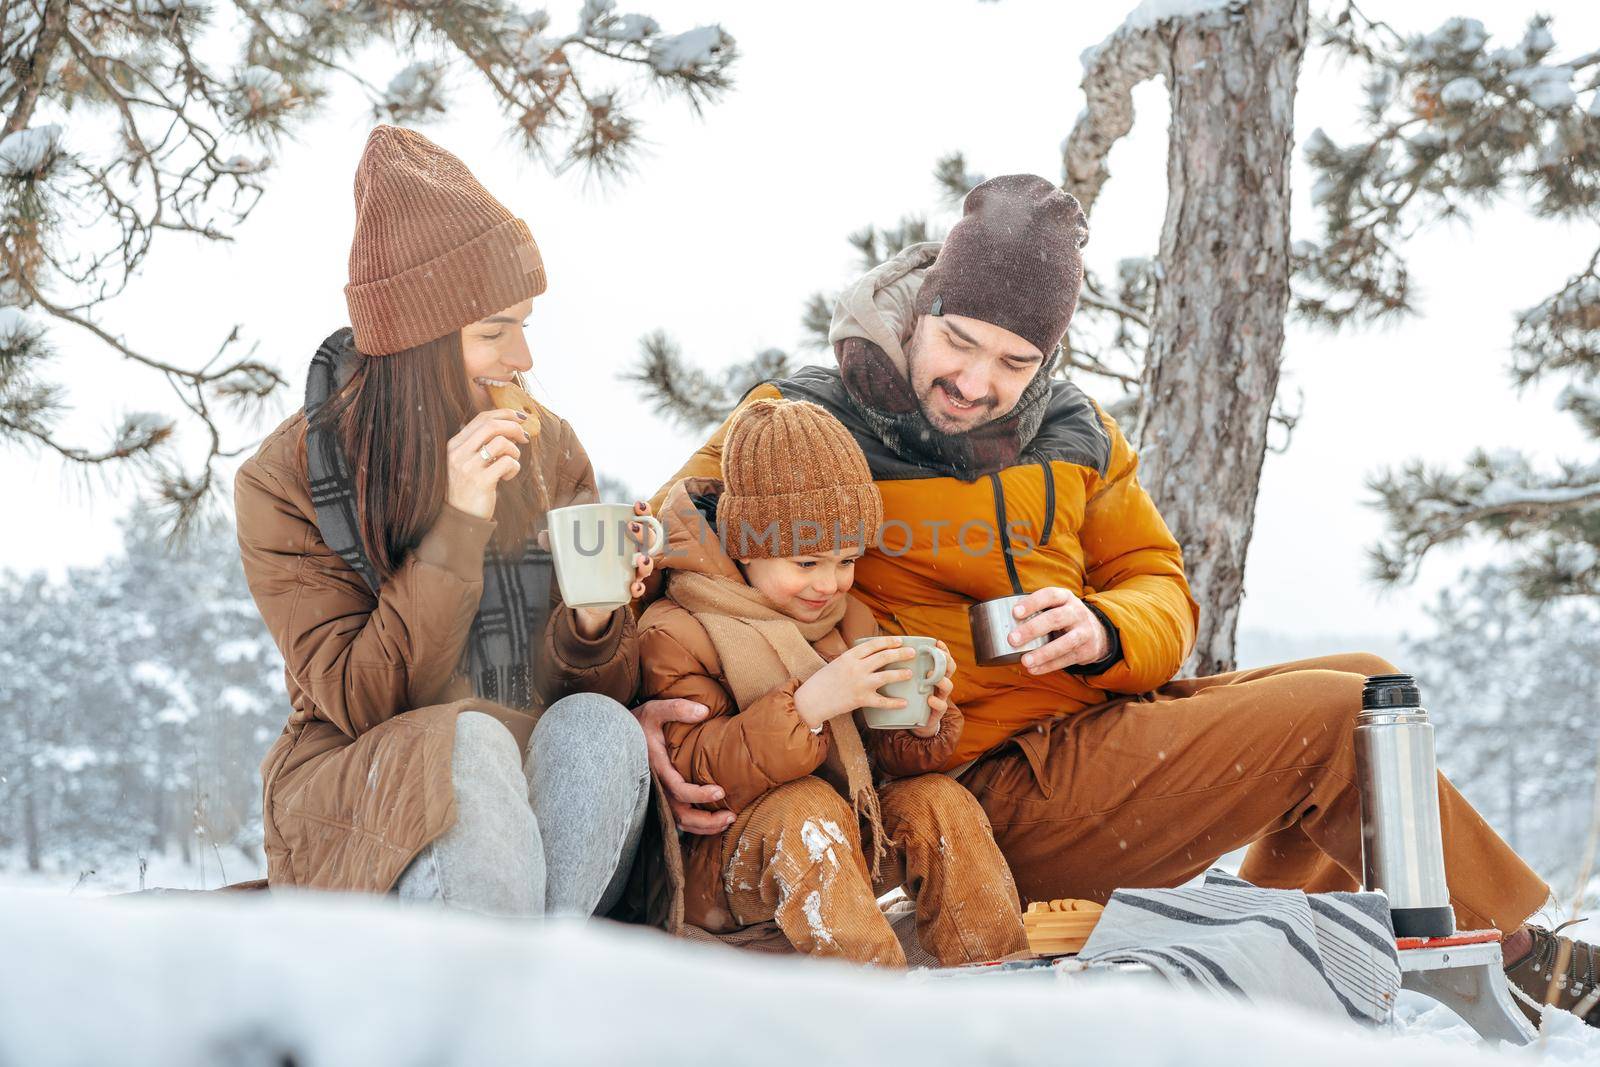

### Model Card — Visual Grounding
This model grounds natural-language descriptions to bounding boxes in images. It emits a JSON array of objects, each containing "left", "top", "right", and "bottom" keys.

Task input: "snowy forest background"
[{"left": 2, "top": 0, "right": 1598, "bottom": 913}]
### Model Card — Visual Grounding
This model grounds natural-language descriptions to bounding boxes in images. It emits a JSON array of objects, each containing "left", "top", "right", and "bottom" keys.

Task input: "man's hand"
[
  {"left": 1006, "top": 587, "right": 1111, "bottom": 675},
  {"left": 632, "top": 697, "right": 735, "bottom": 835}
]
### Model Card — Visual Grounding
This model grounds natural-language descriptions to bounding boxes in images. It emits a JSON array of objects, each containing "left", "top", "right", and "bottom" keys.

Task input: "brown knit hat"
[
  {"left": 718, "top": 399, "right": 884, "bottom": 560},
  {"left": 913, "top": 174, "right": 1089, "bottom": 357},
  {"left": 345, "top": 125, "right": 547, "bottom": 356}
]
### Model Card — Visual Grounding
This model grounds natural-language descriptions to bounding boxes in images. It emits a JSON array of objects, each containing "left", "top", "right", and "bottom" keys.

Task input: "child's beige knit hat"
[{"left": 718, "top": 399, "right": 884, "bottom": 560}]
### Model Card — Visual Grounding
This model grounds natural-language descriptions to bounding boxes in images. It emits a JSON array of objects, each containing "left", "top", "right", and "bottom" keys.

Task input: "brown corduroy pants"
[
  {"left": 716, "top": 774, "right": 1028, "bottom": 967},
  {"left": 962, "top": 653, "right": 1553, "bottom": 936}
]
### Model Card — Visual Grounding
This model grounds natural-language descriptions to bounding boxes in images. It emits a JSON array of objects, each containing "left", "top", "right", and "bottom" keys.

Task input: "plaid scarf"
[{"left": 303, "top": 329, "right": 553, "bottom": 711}]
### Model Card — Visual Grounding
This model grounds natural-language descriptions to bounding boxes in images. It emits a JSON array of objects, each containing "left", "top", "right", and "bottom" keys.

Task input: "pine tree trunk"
[{"left": 1131, "top": 0, "right": 1309, "bottom": 677}]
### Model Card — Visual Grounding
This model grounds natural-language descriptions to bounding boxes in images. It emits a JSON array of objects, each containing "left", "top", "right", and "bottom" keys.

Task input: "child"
[{"left": 639, "top": 398, "right": 1028, "bottom": 966}]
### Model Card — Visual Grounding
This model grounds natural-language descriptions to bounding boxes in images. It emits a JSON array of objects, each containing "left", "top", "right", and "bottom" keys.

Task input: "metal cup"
[{"left": 968, "top": 595, "right": 1049, "bottom": 667}]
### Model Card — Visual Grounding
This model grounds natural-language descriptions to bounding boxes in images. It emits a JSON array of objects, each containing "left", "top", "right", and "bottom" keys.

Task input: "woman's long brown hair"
[{"left": 310, "top": 333, "right": 540, "bottom": 583}]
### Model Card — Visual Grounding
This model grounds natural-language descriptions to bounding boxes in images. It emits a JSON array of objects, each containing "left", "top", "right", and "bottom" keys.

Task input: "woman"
[{"left": 236, "top": 125, "right": 665, "bottom": 919}]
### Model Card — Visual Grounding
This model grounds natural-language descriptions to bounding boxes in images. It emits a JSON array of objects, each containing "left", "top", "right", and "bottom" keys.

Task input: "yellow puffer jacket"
[{"left": 650, "top": 249, "right": 1199, "bottom": 771}]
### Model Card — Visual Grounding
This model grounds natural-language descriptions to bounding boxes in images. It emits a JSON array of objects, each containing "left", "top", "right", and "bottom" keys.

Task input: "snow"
[
  {"left": 0, "top": 843, "right": 264, "bottom": 896},
  {"left": 799, "top": 818, "right": 847, "bottom": 865},
  {"left": 214, "top": 638, "right": 261, "bottom": 664},
  {"left": 648, "top": 25, "right": 732, "bottom": 75},
  {"left": 1410, "top": 128, "right": 1448, "bottom": 152},
  {"left": 1082, "top": 0, "right": 1235, "bottom": 64},
  {"left": 1478, "top": 480, "right": 1598, "bottom": 508},
  {"left": 214, "top": 154, "right": 267, "bottom": 174},
  {"left": 0, "top": 124, "right": 62, "bottom": 178},
  {"left": 40, "top": 745, "right": 98, "bottom": 773},
  {"left": 112, "top": 412, "right": 173, "bottom": 451},
  {"left": 1304, "top": 127, "right": 1336, "bottom": 158},
  {"left": 0, "top": 304, "right": 36, "bottom": 341},
  {"left": 218, "top": 685, "right": 260, "bottom": 715},
  {"left": 801, "top": 890, "right": 835, "bottom": 946},
  {"left": 4, "top": 889, "right": 1598, "bottom": 1066},
  {"left": 233, "top": 65, "right": 291, "bottom": 114},
  {"left": 1521, "top": 23, "right": 1555, "bottom": 59},
  {"left": 1417, "top": 18, "right": 1488, "bottom": 60},
  {"left": 382, "top": 62, "right": 446, "bottom": 115},
  {"left": 1120, "top": 0, "right": 1237, "bottom": 32},
  {"left": 1549, "top": 542, "right": 1599, "bottom": 578},
  {"left": 1508, "top": 67, "right": 1576, "bottom": 112},
  {"left": 591, "top": 12, "right": 660, "bottom": 42},
  {"left": 1590, "top": 93, "right": 1600, "bottom": 119},
  {"left": 1441, "top": 78, "right": 1486, "bottom": 108}
]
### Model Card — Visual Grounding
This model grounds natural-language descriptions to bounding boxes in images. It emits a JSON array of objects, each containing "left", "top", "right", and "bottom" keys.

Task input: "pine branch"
[
  {"left": 1, "top": 0, "right": 737, "bottom": 537},
  {"left": 799, "top": 292, "right": 833, "bottom": 351},
  {"left": 1367, "top": 452, "right": 1600, "bottom": 585},
  {"left": 933, "top": 151, "right": 983, "bottom": 205},
  {"left": 1328, "top": 13, "right": 1600, "bottom": 605},
  {"left": 624, "top": 330, "right": 794, "bottom": 433}
]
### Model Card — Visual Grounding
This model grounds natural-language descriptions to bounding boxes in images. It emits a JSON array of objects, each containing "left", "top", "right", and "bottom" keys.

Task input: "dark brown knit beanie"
[
  {"left": 718, "top": 399, "right": 884, "bottom": 560},
  {"left": 345, "top": 125, "right": 547, "bottom": 356},
  {"left": 913, "top": 174, "right": 1089, "bottom": 357}
]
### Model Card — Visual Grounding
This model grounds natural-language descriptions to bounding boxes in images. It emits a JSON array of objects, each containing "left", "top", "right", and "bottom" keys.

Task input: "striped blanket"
[{"left": 1076, "top": 870, "right": 1401, "bottom": 1024}]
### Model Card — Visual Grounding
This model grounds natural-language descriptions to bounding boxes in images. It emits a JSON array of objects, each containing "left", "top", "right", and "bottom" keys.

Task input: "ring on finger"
[{"left": 479, "top": 445, "right": 493, "bottom": 464}]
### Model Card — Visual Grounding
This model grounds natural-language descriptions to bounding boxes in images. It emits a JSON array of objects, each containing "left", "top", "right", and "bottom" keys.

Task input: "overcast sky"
[{"left": 5, "top": 0, "right": 1597, "bottom": 652}]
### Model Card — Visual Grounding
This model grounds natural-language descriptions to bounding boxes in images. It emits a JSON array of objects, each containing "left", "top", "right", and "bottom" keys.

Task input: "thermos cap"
[{"left": 1362, "top": 673, "right": 1421, "bottom": 710}]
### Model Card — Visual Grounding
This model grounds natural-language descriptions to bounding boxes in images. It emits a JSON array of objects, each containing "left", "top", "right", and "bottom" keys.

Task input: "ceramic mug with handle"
[
  {"left": 546, "top": 503, "right": 664, "bottom": 612},
  {"left": 852, "top": 635, "right": 949, "bottom": 730}
]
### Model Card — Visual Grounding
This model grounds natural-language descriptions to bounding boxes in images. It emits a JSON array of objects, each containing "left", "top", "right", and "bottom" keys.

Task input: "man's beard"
[{"left": 907, "top": 338, "right": 999, "bottom": 434}]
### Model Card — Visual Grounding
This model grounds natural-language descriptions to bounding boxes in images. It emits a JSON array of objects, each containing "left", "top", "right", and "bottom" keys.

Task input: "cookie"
[{"left": 482, "top": 379, "right": 542, "bottom": 436}]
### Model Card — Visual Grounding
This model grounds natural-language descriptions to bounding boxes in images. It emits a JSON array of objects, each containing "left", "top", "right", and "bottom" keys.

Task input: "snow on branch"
[
  {"left": 1298, "top": 9, "right": 1600, "bottom": 330},
  {"left": 0, "top": 0, "right": 737, "bottom": 537},
  {"left": 1323, "top": 8, "right": 1600, "bottom": 602},
  {"left": 1367, "top": 450, "right": 1600, "bottom": 597}
]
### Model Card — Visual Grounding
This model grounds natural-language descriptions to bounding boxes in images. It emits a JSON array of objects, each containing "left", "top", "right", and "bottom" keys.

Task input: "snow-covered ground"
[
  {"left": 0, "top": 843, "right": 264, "bottom": 897},
  {"left": 3, "top": 889, "right": 1598, "bottom": 1066}
]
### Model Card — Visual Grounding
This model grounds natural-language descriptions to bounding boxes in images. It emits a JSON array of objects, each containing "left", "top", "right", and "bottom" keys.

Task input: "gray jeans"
[{"left": 394, "top": 693, "right": 650, "bottom": 918}]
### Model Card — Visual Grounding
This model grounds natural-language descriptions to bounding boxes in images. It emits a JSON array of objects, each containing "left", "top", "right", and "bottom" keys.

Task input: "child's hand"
[
  {"left": 794, "top": 636, "right": 916, "bottom": 730},
  {"left": 911, "top": 673, "right": 954, "bottom": 738}
]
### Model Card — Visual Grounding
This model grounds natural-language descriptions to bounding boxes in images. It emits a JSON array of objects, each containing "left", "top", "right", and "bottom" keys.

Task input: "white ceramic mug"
[
  {"left": 546, "top": 503, "right": 664, "bottom": 612},
  {"left": 852, "top": 636, "right": 949, "bottom": 731}
]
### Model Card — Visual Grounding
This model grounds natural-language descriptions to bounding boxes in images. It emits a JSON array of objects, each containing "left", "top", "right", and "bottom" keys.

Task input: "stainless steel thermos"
[{"left": 1354, "top": 673, "right": 1455, "bottom": 938}]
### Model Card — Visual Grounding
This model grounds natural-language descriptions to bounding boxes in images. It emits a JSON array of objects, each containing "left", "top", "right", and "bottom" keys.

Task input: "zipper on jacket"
[
  {"left": 1038, "top": 460, "right": 1056, "bottom": 548},
  {"left": 988, "top": 473, "right": 1025, "bottom": 596}
]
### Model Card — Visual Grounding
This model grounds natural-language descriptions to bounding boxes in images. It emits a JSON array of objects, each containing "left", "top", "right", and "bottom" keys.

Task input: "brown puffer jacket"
[
  {"left": 638, "top": 477, "right": 961, "bottom": 924},
  {"left": 236, "top": 405, "right": 680, "bottom": 928}
]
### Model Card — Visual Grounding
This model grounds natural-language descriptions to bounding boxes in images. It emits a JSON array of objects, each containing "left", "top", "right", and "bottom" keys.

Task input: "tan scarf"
[{"left": 667, "top": 569, "right": 887, "bottom": 878}]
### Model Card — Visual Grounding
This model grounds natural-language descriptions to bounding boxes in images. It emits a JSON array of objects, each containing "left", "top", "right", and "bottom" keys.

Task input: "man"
[{"left": 639, "top": 174, "right": 1593, "bottom": 1026}]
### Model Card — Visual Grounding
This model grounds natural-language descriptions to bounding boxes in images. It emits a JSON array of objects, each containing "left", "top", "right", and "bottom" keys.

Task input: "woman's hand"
[
  {"left": 445, "top": 408, "right": 532, "bottom": 520},
  {"left": 910, "top": 666, "right": 955, "bottom": 738},
  {"left": 573, "top": 501, "right": 659, "bottom": 639},
  {"left": 794, "top": 636, "right": 916, "bottom": 730}
]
